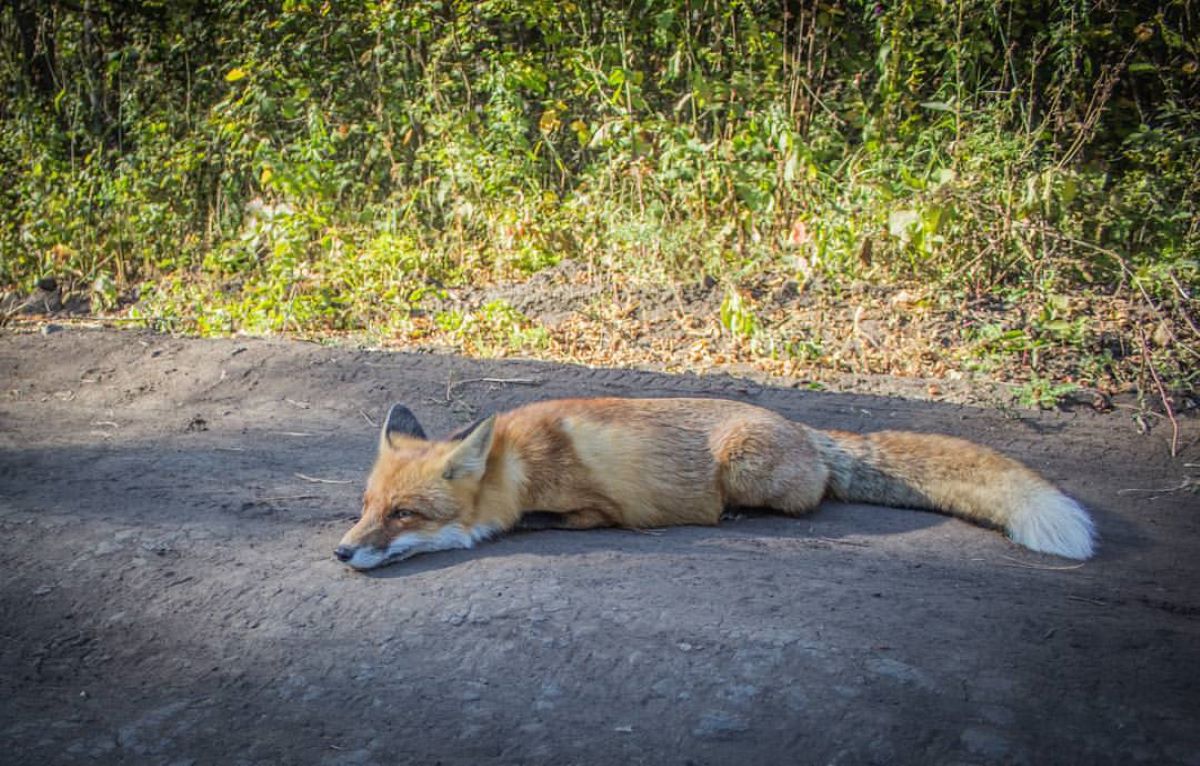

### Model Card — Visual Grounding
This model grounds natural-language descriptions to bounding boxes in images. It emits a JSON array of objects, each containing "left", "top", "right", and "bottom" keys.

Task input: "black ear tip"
[
  {"left": 384, "top": 403, "right": 427, "bottom": 441},
  {"left": 386, "top": 403, "right": 413, "bottom": 419},
  {"left": 448, "top": 412, "right": 497, "bottom": 442}
]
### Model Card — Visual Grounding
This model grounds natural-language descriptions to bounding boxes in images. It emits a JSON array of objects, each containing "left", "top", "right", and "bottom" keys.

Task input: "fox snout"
[
  {"left": 334, "top": 524, "right": 500, "bottom": 571},
  {"left": 333, "top": 539, "right": 391, "bottom": 571},
  {"left": 332, "top": 536, "right": 382, "bottom": 571}
]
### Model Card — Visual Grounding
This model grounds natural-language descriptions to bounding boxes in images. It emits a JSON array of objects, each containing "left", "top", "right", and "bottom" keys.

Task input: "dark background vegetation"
[{"left": 1, "top": 0, "right": 1196, "bottom": 398}]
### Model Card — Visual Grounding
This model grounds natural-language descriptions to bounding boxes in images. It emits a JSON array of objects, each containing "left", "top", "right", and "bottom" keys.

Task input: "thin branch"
[
  {"left": 250, "top": 494, "right": 320, "bottom": 504},
  {"left": 998, "top": 555, "right": 1086, "bottom": 571},
  {"left": 1137, "top": 325, "right": 1180, "bottom": 458},
  {"left": 445, "top": 376, "right": 540, "bottom": 402},
  {"left": 294, "top": 472, "right": 353, "bottom": 485},
  {"left": 1116, "top": 480, "right": 1193, "bottom": 496}
]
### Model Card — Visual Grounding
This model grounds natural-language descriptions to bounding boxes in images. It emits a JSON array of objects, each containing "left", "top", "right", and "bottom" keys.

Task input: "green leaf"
[{"left": 224, "top": 67, "right": 248, "bottom": 83}]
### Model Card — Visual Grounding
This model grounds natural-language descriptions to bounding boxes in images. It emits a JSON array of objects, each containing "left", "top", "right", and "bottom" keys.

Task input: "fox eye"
[{"left": 389, "top": 508, "right": 418, "bottom": 520}]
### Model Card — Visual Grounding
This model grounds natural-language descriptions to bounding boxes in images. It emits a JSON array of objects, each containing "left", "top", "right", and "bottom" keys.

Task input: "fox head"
[{"left": 335, "top": 404, "right": 500, "bottom": 570}]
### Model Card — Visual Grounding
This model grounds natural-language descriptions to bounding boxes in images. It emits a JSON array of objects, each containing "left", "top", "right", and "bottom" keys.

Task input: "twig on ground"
[
  {"left": 11, "top": 314, "right": 175, "bottom": 327},
  {"left": 294, "top": 472, "right": 353, "bottom": 485},
  {"left": 445, "top": 376, "right": 540, "bottom": 402},
  {"left": 359, "top": 408, "right": 377, "bottom": 427},
  {"left": 1116, "top": 480, "right": 1193, "bottom": 496},
  {"left": 998, "top": 555, "right": 1086, "bottom": 571},
  {"left": 251, "top": 494, "right": 320, "bottom": 504},
  {"left": 816, "top": 537, "right": 871, "bottom": 547}
]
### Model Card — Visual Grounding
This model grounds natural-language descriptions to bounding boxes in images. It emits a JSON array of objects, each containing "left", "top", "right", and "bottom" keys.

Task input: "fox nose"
[{"left": 334, "top": 545, "right": 355, "bottom": 563}]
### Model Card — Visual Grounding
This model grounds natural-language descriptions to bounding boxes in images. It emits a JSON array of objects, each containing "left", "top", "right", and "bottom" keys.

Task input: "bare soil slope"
[{"left": 1, "top": 328, "right": 1197, "bottom": 765}]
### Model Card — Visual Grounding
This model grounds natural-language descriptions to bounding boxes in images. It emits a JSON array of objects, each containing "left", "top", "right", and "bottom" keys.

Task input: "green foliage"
[
  {"left": 0, "top": 0, "right": 1196, "bottom": 385},
  {"left": 1014, "top": 375, "right": 1080, "bottom": 410},
  {"left": 436, "top": 300, "right": 550, "bottom": 356},
  {"left": 720, "top": 289, "right": 761, "bottom": 342}
]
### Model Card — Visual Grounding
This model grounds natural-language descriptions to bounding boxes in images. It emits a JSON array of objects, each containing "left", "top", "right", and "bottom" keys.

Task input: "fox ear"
[
  {"left": 442, "top": 414, "right": 496, "bottom": 480},
  {"left": 381, "top": 403, "right": 427, "bottom": 449},
  {"left": 447, "top": 415, "right": 488, "bottom": 442}
]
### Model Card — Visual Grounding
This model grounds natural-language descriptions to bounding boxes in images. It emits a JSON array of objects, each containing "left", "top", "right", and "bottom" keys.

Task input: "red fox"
[{"left": 335, "top": 398, "right": 1095, "bottom": 570}]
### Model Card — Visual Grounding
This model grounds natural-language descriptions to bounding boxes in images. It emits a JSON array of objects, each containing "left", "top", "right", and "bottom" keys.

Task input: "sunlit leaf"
[{"left": 538, "top": 109, "right": 561, "bottom": 134}]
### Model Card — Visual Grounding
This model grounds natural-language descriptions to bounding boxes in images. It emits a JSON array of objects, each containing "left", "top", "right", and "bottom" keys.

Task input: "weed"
[
  {"left": 437, "top": 300, "right": 549, "bottom": 357},
  {"left": 1014, "top": 376, "right": 1080, "bottom": 410}
]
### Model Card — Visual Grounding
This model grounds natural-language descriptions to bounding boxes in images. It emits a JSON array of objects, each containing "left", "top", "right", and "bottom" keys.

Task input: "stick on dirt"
[
  {"left": 445, "top": 376, "right": 541, "bottom": 402},
  {"left": 998, "top": 555, "right": 1086, "bottom": 572},
  {"left": 294, "top": 473, "right": 353, "bottom": 485}
]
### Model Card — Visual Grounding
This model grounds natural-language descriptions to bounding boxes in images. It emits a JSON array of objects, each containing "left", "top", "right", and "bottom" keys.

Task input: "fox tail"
[{"left": 811, "top": 429, "right": 1095, "bottom": 559}]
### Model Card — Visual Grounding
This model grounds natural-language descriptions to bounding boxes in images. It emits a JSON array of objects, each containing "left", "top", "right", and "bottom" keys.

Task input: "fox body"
[{"left": 335, "top": 397, "right": 1095, "bottom": 570}]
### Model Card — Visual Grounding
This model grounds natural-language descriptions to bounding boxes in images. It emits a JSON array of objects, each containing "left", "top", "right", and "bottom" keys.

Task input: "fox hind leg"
[{"left": 717, "top": 420, "right": 829, "bottom": 516}]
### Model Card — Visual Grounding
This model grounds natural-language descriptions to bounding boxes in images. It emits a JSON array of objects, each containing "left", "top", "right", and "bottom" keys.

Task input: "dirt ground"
[{"left": 1, "top": 327, "right": 1198, "bottom": 765}]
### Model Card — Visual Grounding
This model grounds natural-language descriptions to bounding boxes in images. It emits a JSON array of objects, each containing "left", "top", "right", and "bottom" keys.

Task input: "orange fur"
[{"left": 335, "top": 398, "right": 1095, "bottom": 569}]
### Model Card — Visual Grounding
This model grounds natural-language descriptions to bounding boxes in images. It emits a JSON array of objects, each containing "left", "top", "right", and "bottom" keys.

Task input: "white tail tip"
[{"left": 1007, "top": 491, "right": 1096, "bottom": 559}]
